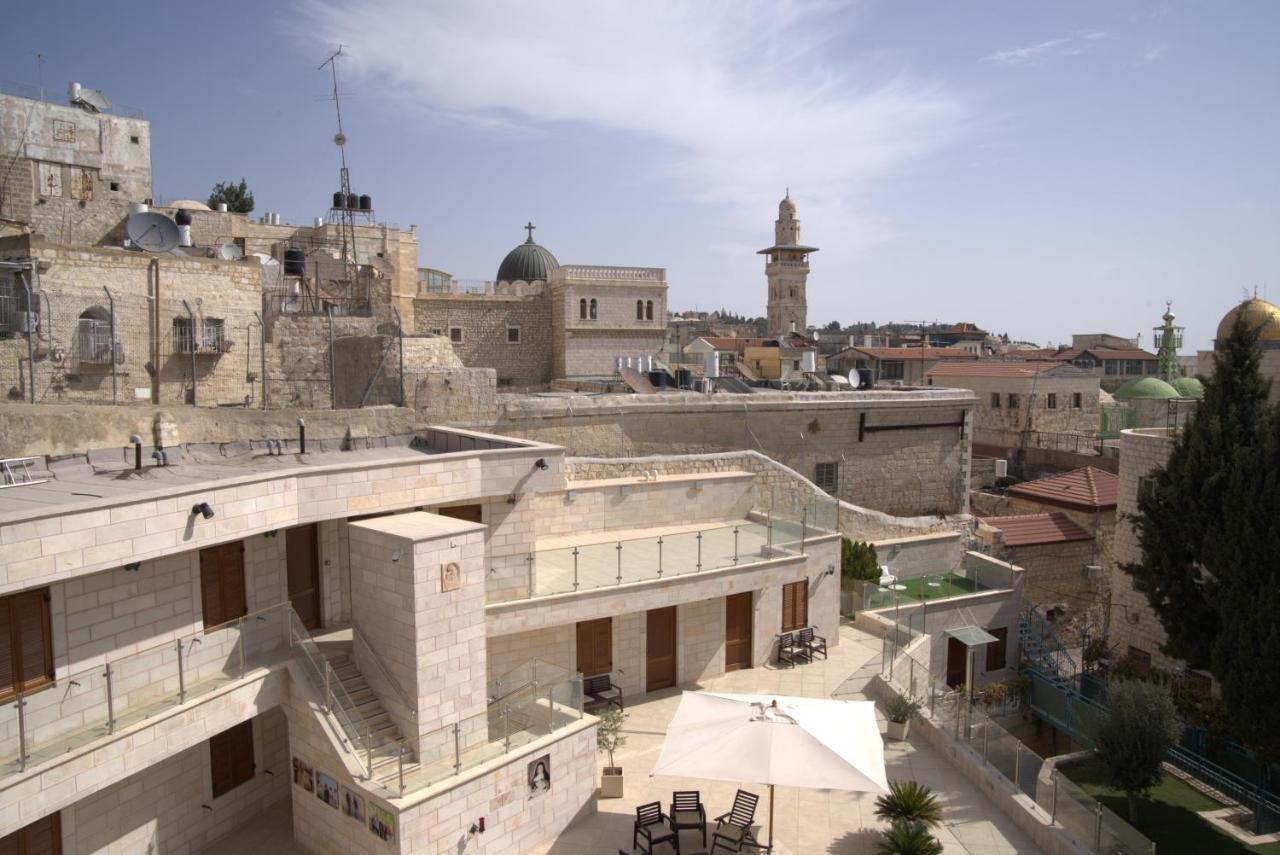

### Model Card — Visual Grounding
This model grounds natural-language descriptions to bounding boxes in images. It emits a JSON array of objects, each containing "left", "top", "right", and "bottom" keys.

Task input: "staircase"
[
  {"left": 324, "top": 654, "right": 421, "bottom": 790},
  {"left": 1016, "top": 597, "right": 1078, "bottom": 689}
]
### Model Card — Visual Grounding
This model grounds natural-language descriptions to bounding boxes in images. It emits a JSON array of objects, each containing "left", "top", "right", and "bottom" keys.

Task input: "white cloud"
[
  {"left": 1134, "top": 45, "right": 1168, "bottom": 66},
  {"left": 295, "top": 0, "right": 964, "bottom": 251},
  {"left": 982, "top": 30, "right": 1111, "bottom": 65}
]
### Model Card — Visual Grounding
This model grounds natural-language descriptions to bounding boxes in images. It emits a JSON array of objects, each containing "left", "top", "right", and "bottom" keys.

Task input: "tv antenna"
[{"left": 319, "top": 46, "right": 356, "bottom": 283}]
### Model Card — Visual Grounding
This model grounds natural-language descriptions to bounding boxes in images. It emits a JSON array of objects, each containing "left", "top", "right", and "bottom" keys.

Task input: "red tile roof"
[
  {"left": 925, "top": 361, "right": 1070, "bottom": 378},
  {"left": 983, "top": 512, "right": 1094, "bottom": 546},
  {"left": 1007, "top": 466, "right": 1119, "bottom": 510},
  {"left": 1056, "top": 346, "right": 1157, "bottom": 361},
  {"left": 697, "top": 337, "right": 766, "bottom": 351},
  {"left": 841, "top": 346, "right": 977, "bottom": 361}
]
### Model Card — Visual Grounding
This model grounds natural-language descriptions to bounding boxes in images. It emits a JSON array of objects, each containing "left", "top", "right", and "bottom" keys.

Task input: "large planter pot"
[
  {"left": 600, "top": 767, "right": 625, "bottom": 798},
  {"left": 886, "top": 719, "right": 910, "bottom": 741}
]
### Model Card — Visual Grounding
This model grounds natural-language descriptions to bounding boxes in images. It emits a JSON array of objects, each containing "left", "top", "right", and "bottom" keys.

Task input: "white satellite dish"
[
  {"left": 68, "top": 83, "right": 111, "bottom": 113},
  {"left": 847, "top": 369, "right": 860, "bottom": 388},
  {"left": 217, "top": 242, "right": 243, "bottom": 261},
  {"left": 126, "top": 212, "right": 180, "bottom": 253}
]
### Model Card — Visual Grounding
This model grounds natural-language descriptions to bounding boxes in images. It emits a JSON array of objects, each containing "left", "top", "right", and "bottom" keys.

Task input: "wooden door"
[
  {"left": 286, "top": 524, "right": 321, "bottom": 630},
  {"left": 575, "top": 618, "right": 612, "bottom": 677},
  {"left": 725, "top": 593, "right": 753, "bottom": 672},
  {"left": 438, "top": 504, "right": 483, "bottom": 524},
  {"left": 646, "top": 607, "right": 677, "bottom": 692},
  {"left": 0, "top": 811, "right": 61, "bottom": 854},
  {"left": 945, "top": 637, "right": 967, "bottom": 689},
  {"left": 199, "top": 542, "right": 247, "bottom": 630}
]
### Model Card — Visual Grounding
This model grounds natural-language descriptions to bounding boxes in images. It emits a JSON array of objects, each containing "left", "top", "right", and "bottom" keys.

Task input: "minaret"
[
  {"left": 1153, "top": 301, "right": 1184, "bottom": 382},
  {"left": 759, "top": 191, "right": 818, "bottom": 337}
]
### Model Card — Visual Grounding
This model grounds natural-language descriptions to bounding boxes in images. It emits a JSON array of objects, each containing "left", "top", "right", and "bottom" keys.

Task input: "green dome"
[
  {"left": 1113, "top": 377, "right": 1180, "bottom": 400},
  {"left": 1171, "top": 377, "right": 1204, "bottom": 399}
]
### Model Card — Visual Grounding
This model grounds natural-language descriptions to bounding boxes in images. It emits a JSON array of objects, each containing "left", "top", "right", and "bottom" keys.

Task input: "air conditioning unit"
[
  {"left": 994, "top": 459, "right": 1008, "bottom": 478},
  {"left": 1086, "top": 565, "right": 1101, "bottom": 582},
  {"left": 16, "top": 312, "right": 39, "bottom": 333}
]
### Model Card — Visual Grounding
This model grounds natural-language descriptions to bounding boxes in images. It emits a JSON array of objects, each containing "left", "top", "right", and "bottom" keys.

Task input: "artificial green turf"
[
  {"left": 1064, "top": 759, "right": 1280, "bottom": 854},
  {"left": 896, "top": 574, "right": 981, "bottom": 601}
]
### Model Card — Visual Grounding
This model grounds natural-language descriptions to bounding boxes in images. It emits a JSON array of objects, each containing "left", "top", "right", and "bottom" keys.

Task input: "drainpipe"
[
  {"left": 253, "top": 310, "right": 268, "bottom": 409},
  {"left": 182, "top": 299, "right": 197, "bottom": 406},
  {"left": 104, "top": 286, "right": 117, "bottom": 405},
  {"left": 18, "top": 271, "right": 35, "bottom": 403},
  {"left": 327, "top": 305, "right": 336, "bottom": 409},
  {"left": 151, "top": 257, "right": 161, "bottom": 404},
  {"left": 393, "top": 306, "right": 405, "bottom": 406}
]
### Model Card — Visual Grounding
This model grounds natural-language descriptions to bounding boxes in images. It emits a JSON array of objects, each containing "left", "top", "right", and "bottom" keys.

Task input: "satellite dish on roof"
[
  {"left": 217, "top": 242, "right": 243, "bottom": 261},
  {"left": 847, "top": 369, "right": 860, "bottom": 388},
  {"left": 126, "top": 212, "right": 180, "bottom": 253},
  {"left": 68, "top": 82, "right": 111, "bottom": 113}
]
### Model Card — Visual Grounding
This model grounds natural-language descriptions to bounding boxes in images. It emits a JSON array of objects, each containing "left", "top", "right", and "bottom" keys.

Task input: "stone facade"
[
  {"left": 0, "top": 91, "right": 151, "bottom": 248},
  {"left": 415, "top": 295, "right": 552, "bottom": 387},
  {"left": 762, "top": 195, "right": 814, "bottom": 337},
  {"left": 928, "top": 367, "right": 1099, "bottom": 444}
]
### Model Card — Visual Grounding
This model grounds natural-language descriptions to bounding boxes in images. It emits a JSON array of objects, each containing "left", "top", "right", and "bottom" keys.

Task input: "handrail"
[{"left": 351, "top": 624, "right": 417, "bottom": 720}]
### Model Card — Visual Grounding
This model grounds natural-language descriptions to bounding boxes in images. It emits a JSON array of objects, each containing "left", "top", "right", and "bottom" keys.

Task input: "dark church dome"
[{"left": 496, "top": 224, "right": 558, "bottom": 283}]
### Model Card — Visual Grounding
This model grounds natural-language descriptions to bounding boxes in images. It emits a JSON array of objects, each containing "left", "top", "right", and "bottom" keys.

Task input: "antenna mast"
[{"left": 320, "top": 46, "right": 356, "bottom": 284}]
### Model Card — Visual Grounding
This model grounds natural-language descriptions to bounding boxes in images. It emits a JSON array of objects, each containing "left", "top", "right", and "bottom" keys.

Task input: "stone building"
[
  {"left": 926, "top": 361, "right": 1099, "bottom": 452},
  {"left": 1195, "top": 297, "right": 1280, "bottom": 404},
  {"left": 760, "top": 193, "right": 816, "bottom": 337},
  {"left": 0, "top": 86, "right": 151, "bottom": 246},
  {"left": 829, "top": 346, "right": 977, "bottom": 386},
  {"left": 414, "top": 226, "right": 668, "bottom": 387}
]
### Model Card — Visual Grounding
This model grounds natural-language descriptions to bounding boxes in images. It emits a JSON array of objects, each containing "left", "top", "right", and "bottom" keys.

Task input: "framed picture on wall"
[
  {"left": 315, "top": 771, "right": 339, "bottom": 808},
  {"left": 441, "top": 561, "right": 461, "bottom": 592},
  {"left": 528, "top": 753, "right": 551, "bottom": 798},
  {"left": 369, "top": 803, "right": 397, "bottom": 843},
  {"left": 341, "top": 787, "right": 366, "bottom": 822},
  {"left": 292, "top": 757, "right": 314, "bottom": 793}
]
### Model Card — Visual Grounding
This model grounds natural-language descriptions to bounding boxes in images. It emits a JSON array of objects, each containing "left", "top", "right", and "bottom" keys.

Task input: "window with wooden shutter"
[
  {"left": 200, "top": 542, "right": 247, "bottom": 630},
  {"left": 0, "top": 811, "right": 61, "bottom": 854},
  {"left": 0, "top": 588, "right": 54, "bottom": 700},
  {"left": 781, "top": 580, "right": 809, "bottom": 632},
  {"left": 575, "top": 618, "right": 613, "bottom": 677},
  {"left": 985, "top": 626, "right": 1008, "bottom": 671},
  {"left": 209, "top": 720, "right": 255, "bottom": 798}
]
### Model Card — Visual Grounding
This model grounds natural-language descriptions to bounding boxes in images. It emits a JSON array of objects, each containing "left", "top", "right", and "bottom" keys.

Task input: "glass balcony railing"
[{"left": 859, "top": 560, "right": 1016, "bottom": 612}]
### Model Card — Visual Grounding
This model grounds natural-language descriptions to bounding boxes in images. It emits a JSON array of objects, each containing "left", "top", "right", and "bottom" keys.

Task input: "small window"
[
  {"left": 991, "top": 392, "right": 1001, "bottom": 409},
  {"left": 579, "top": 298, "right": 587, "bottom": 319},
  {"left": 449, "top": 327, "right": 463, "bottom": 343},
  {"left": 879, "top": 360, "right": 904, "bottom": 381},
  {"left": 1007, "top": 393, "right": 1020, "bottom": 409},
  {"left": 636, "top": 300, "right": 644, "bottom": 321},
  {"left": 645, "top": 300, "right": 654, "bottom": 321},
  {"left": 130, "top": 135, "right": 140, "bottom": 144},
  {"left": 1046, "top": 393, "right": 1057, "bottom": 409},
  {"left": 506, "top": 326, "right": 520, "bottom": 344},
  {"left": 781, "top": 580, "right": 809, "bottom": 632},
  {"left": 814, "top": 462, "right": 838, "bottom": 492},
  {"left": 1137, "top": 476, "right": 1158, "bottom": 504},
  {"left": 589, "top": 299, "right": 597, "bottom": 320},
  {"left": 1072, "top": 392, "right": 1083, "bottom": 409},
  {"left": 430, "top": 328, "right": 442, "bottom": 336},
  {"left": 209, "top": 720, "right": 255, "bottom": 798},
  {"left": 109, "top": 181, "right": 120, "bottom": 192},
  {"left": 0, "top": 588, "right": 54, "bottom": 699},
  {"left": 985, "top": 626, "right": 1008, "bottom": 671},
  {"left": 203, "top": 318, "right": 225, "bottom": 352}
]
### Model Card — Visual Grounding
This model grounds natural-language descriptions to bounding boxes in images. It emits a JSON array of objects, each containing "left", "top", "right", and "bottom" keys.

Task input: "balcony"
[{"left": 855, "top": 553, "right": 1018, "bottom": 612}]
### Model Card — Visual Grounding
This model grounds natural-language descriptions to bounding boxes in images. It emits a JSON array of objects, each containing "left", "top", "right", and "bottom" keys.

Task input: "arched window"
[
  {"left": 589, "top": 299, "right": 598, "bottom": 320},
  {"left": 78, "top": 306, "right": 113, "bottom": 363},
  {"left": 579, "top": 298, "right": 587, "bottom": 319},
  {"left": 636, "top": 300, "right": 644, "bottom": 320},
  {"left": 645, "top": 300, "right": 653, "bottom": 321}
]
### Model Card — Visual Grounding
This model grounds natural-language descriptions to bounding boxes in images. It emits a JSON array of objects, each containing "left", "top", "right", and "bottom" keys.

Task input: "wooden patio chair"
[
  {"left": 710, "top": 789, "right": 761, "bottom": 852},
  {"left": 798, "top": 626, "right": 827, "bottom": 660},
  {"left": 670, "top": 789, "right": 708, "bottom": 848},
  {"left": 634, "top": 801, "right": 679, "bottom": 854},
  {"left": 584, "top": 673, "right": 624, "bottom": 712}
]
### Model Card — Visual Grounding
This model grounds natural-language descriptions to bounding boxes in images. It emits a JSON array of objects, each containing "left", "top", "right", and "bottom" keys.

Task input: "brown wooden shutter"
[
  {"left": 0, "top": 813, "right": 61, "bottom": 855},
  {"left": 575, "top": 618, "right": 613, "bottom": 677},
  {"left": 781, "top": 581, "right": 809, "bottom": 632},
  {"left": 200, "top": 543, "right": 247, "bottom": 629},
  {"left": 781, "top": 583, "right": 795, "bottom": 632},
  {"left": 0, "top": 598, "right": 14, "bottom": 697},
  {"left": 797, "top": 580, "right": 809, "bottom": 628},
  {"left": 210, "top": 720, "right": 255, "bottom": 798},
  {"left": 16, "top": 591, "right": 52, "bottom": 692}
]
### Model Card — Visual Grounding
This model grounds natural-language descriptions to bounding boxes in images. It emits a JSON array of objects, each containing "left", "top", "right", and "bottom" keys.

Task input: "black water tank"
[
  {"left": 857, "top": 368, "right": 874, "bottom": 390},
  {"left": 174, "top": 209, "right": 193, "bottom": 226},
  {"left": 346, "top": 193, "right": 360, "bottom": 210},
  {"left": 332, "top": 191, "right": 345, "bottom": 209},
  {"left": 284, "top": 249, "right": 306, "bottom": 277},
  {"left": 358, "top": 194, "right": 372, "bottom": 211},
  {"left": 648, "top": 370, "right": 668, "bottom": 389},
  {"left": 676, "top": 368, "right": 692, "bottom": 388}
]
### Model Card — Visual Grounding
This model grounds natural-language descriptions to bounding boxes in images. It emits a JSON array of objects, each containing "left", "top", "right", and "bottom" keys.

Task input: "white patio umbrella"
[{"left": 650, "top": 692, "right": 889, "bottom": 851}]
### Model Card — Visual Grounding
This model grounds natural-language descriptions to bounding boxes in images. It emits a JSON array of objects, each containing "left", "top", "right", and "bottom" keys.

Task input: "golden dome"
[{"left": 1216, "top": 298, "right": 1280, "bottom": 345}]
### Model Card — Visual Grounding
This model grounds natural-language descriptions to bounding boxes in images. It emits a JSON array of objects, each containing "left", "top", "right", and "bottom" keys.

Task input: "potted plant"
[
  {"left": 876, "top": 820, "right": 944, "bottom": 855},
  {"left": 596, "top": 707, "right": 627, "bottom": 798},
  {"left": 884, "top": 693, "right": 922, "bottom": 741},
  {"left": 873, "top": 780, "right": 944, "bottom": 827}
]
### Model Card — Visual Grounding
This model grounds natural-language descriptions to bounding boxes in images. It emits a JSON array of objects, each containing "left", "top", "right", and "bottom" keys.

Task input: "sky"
[{"left": 3, "top": 1, "right": 1278, "bottom": 352}]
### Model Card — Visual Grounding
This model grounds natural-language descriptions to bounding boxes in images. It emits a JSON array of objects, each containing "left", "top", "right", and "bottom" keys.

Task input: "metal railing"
[
  {"left": 1, "top": 602, "right": 292, "bottom": 775},
  {"left": 859, "top": 561, "right": 1016, "bottom": 612},
  {"left": 352, "top": 625, "right": 417, "bottom": 722},
  {"left": 884, "top": 648, "right": 1155, "bottom": 854}
]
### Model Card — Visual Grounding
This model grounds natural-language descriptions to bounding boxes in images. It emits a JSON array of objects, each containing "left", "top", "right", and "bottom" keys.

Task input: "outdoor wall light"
[
  {"left": 124, "top": 562, "right": 141, "bottom": 573},
  {"left": 534, "top": 458, "right": 549, "bottom": 471},
  {"left": 391, "top": 549, "right": 402, "bottom": 563},
  {"left": 191, "top": 502, "right": 215, "bottom": 520}
]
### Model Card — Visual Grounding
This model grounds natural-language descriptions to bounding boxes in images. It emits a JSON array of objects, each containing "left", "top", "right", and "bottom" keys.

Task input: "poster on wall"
[
  {"left": 341, "top": 787, "right": 366, "bottom": 822},
  {"left": 315, "top": 771, "right": 339, "bottom": 809},
  {"left": 369, "top": 803, "right": 397, "bottom": 843},
  {"left": 527, "top": 753, "right": 551, "bottom": 798},
  {"left": 292, "top": 757, "right": 314, "bottom": 793}
]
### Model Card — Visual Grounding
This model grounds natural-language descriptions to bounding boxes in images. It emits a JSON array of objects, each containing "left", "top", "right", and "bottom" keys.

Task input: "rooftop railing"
[{"left": 858, "top": 560, "right": 1016, "bottom": 612}]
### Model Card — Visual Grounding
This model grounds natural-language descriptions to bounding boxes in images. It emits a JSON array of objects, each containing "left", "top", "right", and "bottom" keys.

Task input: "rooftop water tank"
[
  {"left": 283, "top": 249, "right": 306, "bottom": 277},
  {"left": 358, "top": 194, "right": 372, "bottom": 211}
]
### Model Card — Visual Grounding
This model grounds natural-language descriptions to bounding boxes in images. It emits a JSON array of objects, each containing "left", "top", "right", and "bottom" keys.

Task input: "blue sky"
[{"left": 3, "top": 1, "right": 1277, "bottom": 351}]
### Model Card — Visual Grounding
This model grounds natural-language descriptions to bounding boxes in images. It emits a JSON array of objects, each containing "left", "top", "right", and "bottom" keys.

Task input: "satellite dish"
[
  {"left": 68, "top": 83, "right": 111, "bottom": 113},
  {"left": 217, "top": 242, "right": 243, "bottom": 261},
  {"left": 333, "top": 132, "right": 347, "bottom": 147},
  {"left": 847, "top": 369, "right": 859, "bottom": 388},
  {"left": 127, "top": 212, "right": 180, "bottom": 253}
]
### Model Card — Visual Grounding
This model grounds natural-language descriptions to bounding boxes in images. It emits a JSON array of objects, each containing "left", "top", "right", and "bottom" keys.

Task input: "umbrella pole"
[{"left": 768, "top": 783, "right": 775, "bottom": 851}]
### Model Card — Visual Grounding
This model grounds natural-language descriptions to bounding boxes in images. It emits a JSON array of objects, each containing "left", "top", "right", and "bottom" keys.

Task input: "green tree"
[
  {"left": 876, "top": 821, "right": 943, "bottom": 855},
  {"left": 874, "top": 780, "right": 944, "bottom": 827},
  {"left": 1123, "top": 312, "right": 1272, "bottom": 670},
  {"left": 1094, "top": 680, "right": 1181, "bottom": 821},
  {"left": 841, "top": 538, "right": 880, "bottom": 583},
  {"left": 207, "top": 178, "right": 255, "bottom": 214},
  {"left": 595, "top": 708, "right": 627, "bottom": 770}
]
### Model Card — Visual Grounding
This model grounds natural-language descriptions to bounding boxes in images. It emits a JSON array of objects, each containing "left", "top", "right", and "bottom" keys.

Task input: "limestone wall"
[
  {"left": 930, "top": 373, "right": 1099, "bottom": 439},
  {"left": 491, "top": 390, "right": 975, "bottom": 517},
  {"left": 413, "top": 294, "right": 552, "bottom": 387}
]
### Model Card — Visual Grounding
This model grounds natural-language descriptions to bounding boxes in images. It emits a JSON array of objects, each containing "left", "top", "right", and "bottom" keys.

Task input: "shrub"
[
  {"left": 596, "top": 708, "right": 627, "bottom": 770},
  {"left": 885, "top": 693, "right": 922, "bottom": 724},
  {"left": 874, "top": 780, "right": 944, "bottom": 827},
  {"left": 842, "top": 538, "right": 880, "bottom": 582},
  {"left": 876, "top": 820, "right": 944, "bottom": 855}
]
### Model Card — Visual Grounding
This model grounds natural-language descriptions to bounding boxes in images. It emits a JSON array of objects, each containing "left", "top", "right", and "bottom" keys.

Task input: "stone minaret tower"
[{"left": 759, "top": 192, "right": 818, "bottom": 337}]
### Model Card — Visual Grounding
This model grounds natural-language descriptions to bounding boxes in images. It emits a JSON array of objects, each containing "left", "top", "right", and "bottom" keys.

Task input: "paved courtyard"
[{"left": 535, "top": 621, "right": 1040, "bottom": 854}]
